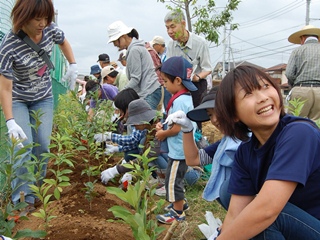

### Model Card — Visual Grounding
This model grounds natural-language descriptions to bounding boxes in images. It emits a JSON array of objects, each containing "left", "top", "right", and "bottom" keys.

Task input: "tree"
[{"left": 158, "top": 0, "right": 241, "bottom": 44}]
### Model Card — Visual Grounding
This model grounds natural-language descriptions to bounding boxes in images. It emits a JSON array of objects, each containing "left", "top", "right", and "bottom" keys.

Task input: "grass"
[
  {"left": 0, "top": 109, "right": 9, "bottom": 189},
  {"left": 163, "top": 177, "right": 227, "bottom": 240},
  {"left": 0, "top": 109, "right": 8, "bottom": 159}
]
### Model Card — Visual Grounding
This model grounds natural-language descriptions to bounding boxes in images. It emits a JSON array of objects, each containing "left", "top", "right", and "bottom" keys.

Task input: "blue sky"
[{"left": 53, "top": 0, "right": 320, "bottom": 74}]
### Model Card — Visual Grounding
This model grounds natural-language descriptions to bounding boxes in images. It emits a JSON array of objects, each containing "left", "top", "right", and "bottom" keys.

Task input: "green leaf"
[
  {"left": 14, "top": 229, "right": 47, "bottom": 238},
  {"left": 54, "top": 188, "right": 61, "bottom": 200},
  {"left": 44, "top": 194, "right": 52, "bottom": 205},
  {"left": 58, "top": 181, "right": 71, "bottom": 187}
]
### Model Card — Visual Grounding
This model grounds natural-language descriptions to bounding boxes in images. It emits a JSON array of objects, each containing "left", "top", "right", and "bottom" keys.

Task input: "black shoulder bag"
[{"left": 16, "top": 30, "right": 55, "bottom": 71}]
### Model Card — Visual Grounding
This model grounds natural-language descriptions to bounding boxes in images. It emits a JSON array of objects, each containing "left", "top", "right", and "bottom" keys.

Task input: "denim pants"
[
  {"left": 253, "top": 202, "right": 320, "bottom": 240},
  {"left": 144, "top": 86, "right": 162, "bottom": 110},
  {"left": 11, "top": 97, "right": 53, "bottom": 204},
  {"left": 216, "top": 179, "right": 231, "bottom": 210}
]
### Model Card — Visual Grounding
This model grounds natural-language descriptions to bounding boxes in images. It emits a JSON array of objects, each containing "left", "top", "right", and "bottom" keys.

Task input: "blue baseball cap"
[{"left": 161, "top": 56, "right": 197, "bottom": 92}]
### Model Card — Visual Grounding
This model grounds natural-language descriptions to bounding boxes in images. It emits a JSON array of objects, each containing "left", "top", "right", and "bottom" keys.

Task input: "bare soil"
[{"left": 12, "top": 122, "right": 222, "bottom": 240}]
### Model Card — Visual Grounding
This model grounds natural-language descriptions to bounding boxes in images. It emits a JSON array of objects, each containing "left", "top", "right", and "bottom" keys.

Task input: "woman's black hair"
[
  {"left": 215, "top": 65, "right": 285, "bottom": 141},
  {"left": 114, "top": 88, "right": 139, "bottom": 116},
  {"left": 127, "top": 29, "right": 139, "bottom": 39},
  {"left": 85, "top": 80, "right": 100, "bottom": 94}
]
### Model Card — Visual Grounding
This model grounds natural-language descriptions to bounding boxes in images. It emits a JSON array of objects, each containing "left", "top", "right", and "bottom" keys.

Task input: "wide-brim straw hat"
[{"left": 288, "top": 25, "right": 320, "bottom": 44}]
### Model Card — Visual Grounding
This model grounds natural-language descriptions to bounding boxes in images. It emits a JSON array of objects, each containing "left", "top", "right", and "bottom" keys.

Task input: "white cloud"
[{"left": 53, "top": 0, "right": 320, "bottom": 74}]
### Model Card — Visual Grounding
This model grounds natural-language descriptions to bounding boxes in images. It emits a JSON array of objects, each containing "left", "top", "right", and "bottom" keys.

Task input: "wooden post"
[
  {"left": 163, "top": 220, "right": 180, "bottom": 240},
  {"left": 20, "top": 191, "right": 25, "bottom": 202}
]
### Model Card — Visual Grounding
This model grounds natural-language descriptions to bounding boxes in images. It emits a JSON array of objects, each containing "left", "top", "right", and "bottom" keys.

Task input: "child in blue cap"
[{"left": 155, "top": 56, "right": 197, "bottom": 224}]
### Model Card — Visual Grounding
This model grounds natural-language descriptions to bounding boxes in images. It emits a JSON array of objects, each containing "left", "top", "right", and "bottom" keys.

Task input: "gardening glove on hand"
[
  {"left": 0, "top": 236, "right": 13, "bottom": 240},
  {"left": 6, "top": 119, "right": 27, "bottom": 148},
  {"left": 101, "top": 166, "right": 119, "bottom": 184},
  {"left": 104, "top": 144, "right": 119, "bottom": 155},
  {"left": 120, "top": 172, "right": 133, "bottom": 184},
  {"left": 61, "top": 63, "right": 78, "bottom": 91},
  {"left": 94, "top": 131, "right": 112, "bottom": 142},
  {"left": 164, "top": 110, "right": 193, "bottom": 133}
]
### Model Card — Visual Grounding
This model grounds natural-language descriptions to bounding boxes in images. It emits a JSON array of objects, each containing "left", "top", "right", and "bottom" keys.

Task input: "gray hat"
[
  {"left": 187, "top": 86, "right": 218, "bottom": 122},
  {"left": 126, "top": 99, "right": 157, "bottom": 125}
]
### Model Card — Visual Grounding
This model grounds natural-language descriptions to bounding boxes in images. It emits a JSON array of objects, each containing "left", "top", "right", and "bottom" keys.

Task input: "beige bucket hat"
[{"left": 288, "top": 25, "right": 320, "bottom": 44}]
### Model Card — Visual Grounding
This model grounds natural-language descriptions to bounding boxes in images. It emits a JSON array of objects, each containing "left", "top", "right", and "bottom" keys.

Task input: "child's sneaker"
[
  {"left": 156, "top": 209, "right": 186, "bottom": 224},
  {"left": 155, "top": 185, "right": 166, "bottom": 196},
  {"left": 164, "top": 199, "right": 189, "bottom": 212}
]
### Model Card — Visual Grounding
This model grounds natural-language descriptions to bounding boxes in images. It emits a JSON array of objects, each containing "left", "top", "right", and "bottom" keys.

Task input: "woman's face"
[
  {"left": 24, "top": 17, "right": 48, "bottom": 36},
  {"left": 234, "top": 78, "right": 281, "bottom": 134},
  {"left": 112, "top": 36, "right": 126, "bottom": 50},
  {"left": 206, "top": 108, "right": 221, "bottom": 130}
]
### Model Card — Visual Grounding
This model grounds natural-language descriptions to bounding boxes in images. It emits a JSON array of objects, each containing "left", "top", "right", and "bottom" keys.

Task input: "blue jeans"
[
  {"left": 184, "top": 166, "right": 202, "bottom": 186},
  {"left": 11, "top": 97, "right": 53, "bottom": 204},
  {"left": 216, "top": 179, "right": 231, "bottom": 210},
  {"left": 124, "top": 148, "right": 140, "bottom": 162},
  {"left": 153, "top": 152, "right": 168, "bottom": 170},
  {"left": 144, "top": 86, "right": 161, "bottom": 110},
  {"left": 253, "top": 202, "right": 320, "bottom": 240}
]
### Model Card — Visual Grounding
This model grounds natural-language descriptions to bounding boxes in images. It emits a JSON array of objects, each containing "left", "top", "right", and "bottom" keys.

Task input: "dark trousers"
[{"left": 191, "top": 79, "right": 207, "bottom": 130}]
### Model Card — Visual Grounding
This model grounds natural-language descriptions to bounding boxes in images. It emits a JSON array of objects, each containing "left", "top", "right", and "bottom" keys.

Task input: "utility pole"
[
  {"left": 306, "top": 0, "right": 311, "bottom": 25},
  {"left": 222, "top": 25, "right": 227, "bottom": 78}
]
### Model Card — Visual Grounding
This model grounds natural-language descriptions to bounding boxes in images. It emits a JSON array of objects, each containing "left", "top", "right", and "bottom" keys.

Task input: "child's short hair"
[
  {"left": 85, "top": 80, "right": 100, "bottom": 95},
  {"left": 215, "top": 65, "right": 285, "bottom": 141},
  {"left": 114, "top": 88, "right": 139, "bottom": 116},
  {"left": 160, "top": 56, "right": 197, "bottom": 92}
]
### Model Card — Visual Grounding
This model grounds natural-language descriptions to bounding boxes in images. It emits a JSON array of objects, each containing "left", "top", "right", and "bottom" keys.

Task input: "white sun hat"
[
  {"left": 107, "top": 21, "right": 133, "bottom": 43},
  {"left": 288, "top": 25, "right": 320, "bottom": 44}
]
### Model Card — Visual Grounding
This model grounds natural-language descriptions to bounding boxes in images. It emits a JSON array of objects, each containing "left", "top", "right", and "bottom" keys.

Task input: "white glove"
[
  {"left": 164, "top": 110, "right": 193, "bottom": 133},
  {"left": 61, "top": 63, "right": 78, "bottom": 90},
  {"left": 104, "top": 144, "right": 119, "bottom": 155},
  {"left": 101, "top": 166, "right": 119, "bottom": 184},
  {"left": 1, "top": 236, "right": 13, "bottom": 240},
  {"left": 120, "top": 172, "right": 133, "bottom": 184},
  {"left": 6, "top": 119, "right": 27, "bottom": 148},
  {"left": 94, "top": 132, "right": 112, "bottom": 142}
]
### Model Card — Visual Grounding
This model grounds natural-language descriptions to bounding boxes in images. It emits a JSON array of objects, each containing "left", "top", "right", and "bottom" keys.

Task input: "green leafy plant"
[
  {"left": 287, "top": 97, "right": 307, "bottom": 117},
  {"left": 29, "top": 182, "right": 56, "bottom": 231},
  {"left": 82, "top": 181, "right": 98, "bottom": 211},
  {"left": 41, "top": 132, "right": 74, "bottom": 200},
  {"left": 107, "top": 148, "right": 166, "bottom": 240},
  {"left": 0, "top": 138, "right": 46, "bottom": 239}
]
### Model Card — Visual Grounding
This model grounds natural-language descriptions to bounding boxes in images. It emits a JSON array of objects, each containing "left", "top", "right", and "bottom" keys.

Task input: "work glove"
[
  {"left": 94, "top": 132, "right": 112, "bottom": 142},
  {"left": 164, "top": 110, "right": 193, "bottom": 133},
  {"left": 61, "top": 63, "right": 78, "bottom": 90},
  {"left": 1, "top": 236, "right": 13, "bottom": 240},
  {"left": 104, "top": 144, "right": 119, "bottom": 155},
  {"left": 6, "top": 119, "right": 27, "bottom": 148},
  {"left": 120, "top": 172, "right": 133, "bottom": 184},
  {"left": 101, "top": 166, "right": 119, "bottom": 184}
]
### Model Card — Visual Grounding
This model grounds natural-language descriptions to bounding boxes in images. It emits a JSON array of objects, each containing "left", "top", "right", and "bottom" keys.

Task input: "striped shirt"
[{"left": 0, "top": 23, "right": 65, "bottom": 102}]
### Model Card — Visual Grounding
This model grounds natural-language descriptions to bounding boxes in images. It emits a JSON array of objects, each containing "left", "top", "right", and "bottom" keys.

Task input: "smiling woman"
[
  {"left": 214, "top": 65, "right": 320, "bottom": 240},
  {"left": 0, "top": 0, "right": 77, "bottom": 211}
]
